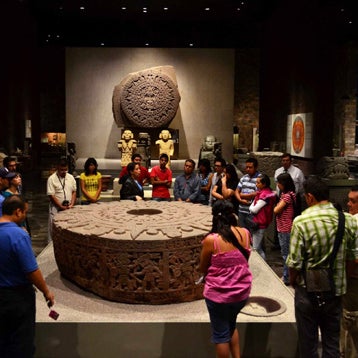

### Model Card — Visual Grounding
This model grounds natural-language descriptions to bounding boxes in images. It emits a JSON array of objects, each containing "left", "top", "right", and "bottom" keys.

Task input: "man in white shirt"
[
  {"left": 47, "top": 157, "right": 77, "bottom": 242},
  {"left": 274, "top": 153, "right": 305, "bottom": 194}
]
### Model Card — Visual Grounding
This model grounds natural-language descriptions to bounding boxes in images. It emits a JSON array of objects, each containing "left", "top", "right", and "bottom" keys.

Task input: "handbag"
[{"left": 303, "top": 210, "right": 345, "bottom": 295}]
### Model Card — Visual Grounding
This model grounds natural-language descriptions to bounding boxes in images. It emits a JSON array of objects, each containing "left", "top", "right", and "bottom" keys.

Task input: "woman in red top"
[{"left": 273, "top": 172, "right": 296, "bottom": 285}]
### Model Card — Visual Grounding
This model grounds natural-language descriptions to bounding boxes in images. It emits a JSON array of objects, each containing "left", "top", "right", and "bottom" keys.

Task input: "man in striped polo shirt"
[
  {"left": 287, "top": 177, "right": 358, "bottom": 358},
  {"left": 235, "top": 157, "right": 260, "bottom": 230}
]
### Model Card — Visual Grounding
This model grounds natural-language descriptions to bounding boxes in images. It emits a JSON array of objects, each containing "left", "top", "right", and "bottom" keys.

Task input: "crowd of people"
[{"left": 0, "top": 151, "right": 358, "bottom": 357}]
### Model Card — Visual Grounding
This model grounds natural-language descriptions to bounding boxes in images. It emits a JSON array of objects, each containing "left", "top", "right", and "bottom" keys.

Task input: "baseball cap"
[{"left": 0, "top": 167, "right": 16, "bottom": 179}]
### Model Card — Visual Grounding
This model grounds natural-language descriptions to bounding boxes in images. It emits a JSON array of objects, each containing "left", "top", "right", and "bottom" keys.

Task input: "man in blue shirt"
[
  {"left": 174, "top": 159, "right": 201, "bottom": 203},
  {"left": 0, "top": 195, "right": 55, "bottom": 357}
]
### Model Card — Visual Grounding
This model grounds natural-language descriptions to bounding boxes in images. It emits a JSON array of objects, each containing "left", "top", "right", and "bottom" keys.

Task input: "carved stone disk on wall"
[
  {"left": 113, "top": 66, "right": 181, "bottom": 128},
  {"left": 52, "top": 201, "right": 211, "bottom": 304}
]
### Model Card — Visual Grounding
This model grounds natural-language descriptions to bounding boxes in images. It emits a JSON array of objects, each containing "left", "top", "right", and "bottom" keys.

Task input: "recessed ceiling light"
[
  {"left": 80, "top": 6, "right": 85, "bottom": 10},
  {"left": 121, "top": 7, "right": 127, "bottom": 10},
  {"left": 163, "top": 7, "right": 168, "bottom": 11},
  {"left": 145, "top": 43, "right": 149, "bottom": 46},
  {"left": 189, "top": 43, "right": 194, "bottom": 47},
  {"left": 349, "top": 20, "right": 353, "bottom": 24},
  {"left": 100, "top": 43, "right": 105, "bottom": 46},
  {"left": 205, "top": 7, "right": 210, "bottom": 11},
  {"left": 143, "top": 7, "right": 147, "bottom": 10},
  {"left": 237, "top": 7, "right": 241, "bottom": 11}
]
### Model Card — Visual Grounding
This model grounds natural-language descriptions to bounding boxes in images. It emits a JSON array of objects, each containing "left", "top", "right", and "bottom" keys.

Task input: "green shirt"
[{"left": 287, "top": 202, "right": 358, "bottom": 296}]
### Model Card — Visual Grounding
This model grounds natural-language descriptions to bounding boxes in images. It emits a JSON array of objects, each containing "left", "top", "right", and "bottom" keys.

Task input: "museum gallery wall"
[{"left": 66, "top": 48, "right": 235, "bottom": 164}]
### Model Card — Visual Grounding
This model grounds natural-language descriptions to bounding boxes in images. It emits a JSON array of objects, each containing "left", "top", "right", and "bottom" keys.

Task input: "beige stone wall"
[{"left": 66, "top": 48, "right": 234, "bottom": 162}]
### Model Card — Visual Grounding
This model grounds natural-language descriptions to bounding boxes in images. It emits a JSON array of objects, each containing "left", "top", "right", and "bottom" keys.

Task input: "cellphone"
[{"left": 49, "top": 310, "right": 59, "bottom": 320}]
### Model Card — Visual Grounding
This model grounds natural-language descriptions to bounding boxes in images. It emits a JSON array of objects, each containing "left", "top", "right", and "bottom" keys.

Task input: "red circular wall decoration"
[{"left": 292, "top": 116, "right": 305, "bottom": 154}]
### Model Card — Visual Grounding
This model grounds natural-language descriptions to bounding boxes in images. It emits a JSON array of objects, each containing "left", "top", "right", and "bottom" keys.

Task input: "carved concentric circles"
[{"left": 120, "top": 70, "right": 181, "bottom": 128}]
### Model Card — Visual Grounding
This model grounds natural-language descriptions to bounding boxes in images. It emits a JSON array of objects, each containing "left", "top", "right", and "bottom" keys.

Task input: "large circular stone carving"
[
  {"left": 52, "top": 201, "right": 211, "bottom": 304},
  {"left": 120, "top": 69, "right": 181, "bottom": 128}
]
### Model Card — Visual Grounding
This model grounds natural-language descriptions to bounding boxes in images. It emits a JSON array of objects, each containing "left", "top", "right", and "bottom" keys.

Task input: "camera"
[
  {"left": 62, "top": 200, "right": 70, "bottom": 206},
  {"left": 49, "top": 310, "right": 59, "bottom": 320}
]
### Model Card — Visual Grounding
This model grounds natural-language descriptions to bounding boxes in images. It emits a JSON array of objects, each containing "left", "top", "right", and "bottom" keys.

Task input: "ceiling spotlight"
[
  {"left": 145, "top": 43, "right": 149, "bottom": 46},
  {"left": 80, "top": 6, "right": 85, "bottom": 10},
  {"left": 121, "top": 7, "right": 127, "bottom": 10},
  {"left": 237, "top": 7, "right": 241, "bottom": 11},
  {"left": 205, "top": 7, "right": 210, "bottom": 11},
  {"left": 348, "top": 20, "right": 353, "bottom": 24},
  {"left": 163, "top": 7, "right": 168, "bottom": 11},
  {"left": 189, "top": 43, "right": 194, "bottom": 47},
  {"left": 100, "top": 43, "right": 105, "bottom": 46}
]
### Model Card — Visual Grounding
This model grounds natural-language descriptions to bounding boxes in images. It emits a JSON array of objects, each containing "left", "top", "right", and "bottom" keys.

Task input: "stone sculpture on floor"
[
  {"left": 52, "top": 201, "right": 211, "bottom": 304},
  {"left": 199, "top": 135, "right": 222, "bottom": 168},
  {"left": 118, "top": 129, "right": 137, "bottom": 167}
]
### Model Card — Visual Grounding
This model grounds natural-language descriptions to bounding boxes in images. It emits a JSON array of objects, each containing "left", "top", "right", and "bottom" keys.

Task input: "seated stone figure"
[{"left": 199, "top": 135, "right": 222, "bottom": 168}]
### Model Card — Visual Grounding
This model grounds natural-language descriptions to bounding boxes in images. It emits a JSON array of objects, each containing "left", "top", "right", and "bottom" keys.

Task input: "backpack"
[{"left": 289, "top": 192, "right": 302, "bottom": 219}]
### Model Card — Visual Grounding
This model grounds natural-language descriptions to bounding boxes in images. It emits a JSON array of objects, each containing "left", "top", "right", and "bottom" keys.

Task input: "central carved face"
[{"left": 119, "top": 70, "right": 181, "bottom": 128}]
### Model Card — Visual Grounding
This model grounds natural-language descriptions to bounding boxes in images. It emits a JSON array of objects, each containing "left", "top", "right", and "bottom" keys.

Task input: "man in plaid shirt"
[{"left": 287, "top": 176, "right": 358, "bottom": 358}]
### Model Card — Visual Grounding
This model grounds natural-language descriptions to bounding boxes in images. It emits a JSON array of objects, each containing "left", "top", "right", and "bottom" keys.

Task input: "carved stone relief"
[
  {"left": 113, "top": 66, "right": 181, "bottom": 128},
  {"left": 52, "top": 201, "right": 211, "bottom": 304}
]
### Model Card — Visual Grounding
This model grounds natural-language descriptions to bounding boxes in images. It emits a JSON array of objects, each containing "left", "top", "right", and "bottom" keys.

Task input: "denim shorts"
[{"left": 205, "top": 298, "right": 247, "bottom": 344}]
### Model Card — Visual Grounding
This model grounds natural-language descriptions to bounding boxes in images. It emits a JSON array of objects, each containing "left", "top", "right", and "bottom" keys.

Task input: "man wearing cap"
[{"left": 0, "top": 167, "right": 17, "bottom": 217}]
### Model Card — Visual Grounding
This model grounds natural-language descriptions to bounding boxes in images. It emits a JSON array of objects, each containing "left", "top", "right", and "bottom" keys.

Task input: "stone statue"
[
  {"left": 199, "top": 135, "right": 222, "bottom": 168},
  {"left": 118, "top": 129, "right": 137, "bottom": 167},
  {"left": 316, "top": 156, "right": 350, "bottom": 179},
  {"left": 137, "top": 132, "right": 151, "bottom": 168},
  {"left": 156, "top": 130, "right": 174, "bottom": 166}
]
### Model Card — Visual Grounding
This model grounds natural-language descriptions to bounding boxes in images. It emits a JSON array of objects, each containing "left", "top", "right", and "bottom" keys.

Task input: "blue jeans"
[
  {"left": 252, "top": 228, "right": 266, "bottom": 260},
  {"left": 278, "top": 232, "right": 290, "bottom": 283},
  {"left": 238, "top": 212, "right": 254, "bottom": 232},
  {"left": 295, "top": 285, "right": 341, "bottom": 358},
  {"left": 205, "top": 298, "right": 247, "bottom": 344}
]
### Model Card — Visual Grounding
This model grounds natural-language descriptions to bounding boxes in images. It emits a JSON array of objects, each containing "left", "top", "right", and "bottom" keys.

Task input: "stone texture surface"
[
  {"left": 251, "top": 151, "right": 283, "bottom": 177},
  {"left": 52, "top": 201, "right": 211, "bottom": 304},
  {"left": 112, "top": 66, "right": 181, "bottom": 128}
]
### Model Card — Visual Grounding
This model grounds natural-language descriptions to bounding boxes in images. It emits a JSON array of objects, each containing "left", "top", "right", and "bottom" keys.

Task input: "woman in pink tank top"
[{"left": 200, "top": 200, "right": 252, "bottom": 358}]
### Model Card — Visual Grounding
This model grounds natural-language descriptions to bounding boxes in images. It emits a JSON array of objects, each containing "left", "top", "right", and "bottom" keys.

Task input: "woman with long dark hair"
[
  {"left": 200, "top": 200, "right": 252, "bottom": 358},
  {"left": 212, "top": 164, "right": 239, "bottom": 210},
  {"left": 80, "top": 157, "right": 102, "bottom": 204},
  {"left": 120, "top": 162, "right": 144, "bottom": 201},
  {"left": 273, "top": 172, "right": 296, "bottom": 285}
]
